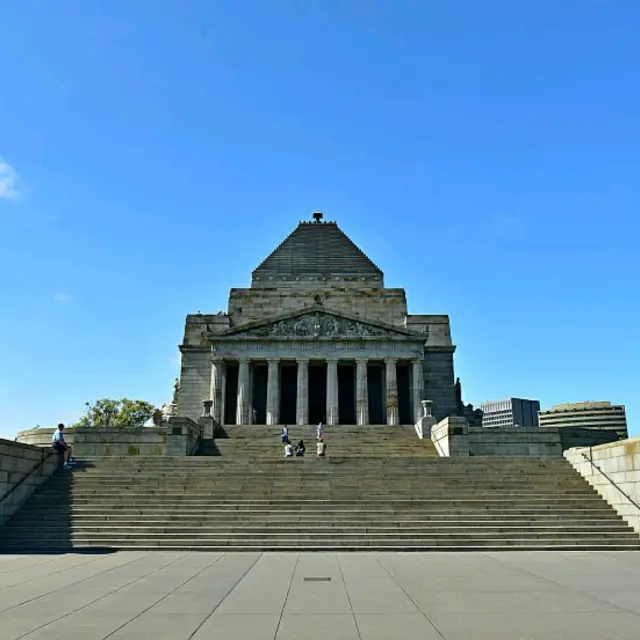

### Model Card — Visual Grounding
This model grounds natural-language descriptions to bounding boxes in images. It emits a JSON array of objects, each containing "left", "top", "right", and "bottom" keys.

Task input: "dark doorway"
[
  {"left": 338, "top": 363, "right": 356, "bottom": 424},
  {"left": 367, "top": 363, "right": 385, "bottom": 424},
  {"left": 280, "top": 363, "right": 297, "bottom": 425},
  {"left": 252, "top": 363, "right": 268, "bottom": 424},
  {"left": 397, "top": 362, "right": 412, "bottom": 424},
  {"left": 308, "top": 362, "right": 327, "bottom": 424},
  {"left": 224, "top": 363, "right": 239, "bottom": 425}
]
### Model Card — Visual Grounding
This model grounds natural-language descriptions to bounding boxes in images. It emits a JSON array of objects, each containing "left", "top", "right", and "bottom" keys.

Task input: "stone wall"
[
  {"left": 17, "top": 427, "right": 167, "bottom": 456},
  {"left": 17, "top": 428, "right": 76, "bottom": 447},
  {"left": 468, "top": 427, "right": 563, "bottom": 457},
  {"left": 565, "top": 439, "right": 640, "bottom": 534},
  {"left": 178, "top": 348, "right": 211, "bottom": 421},
  {"left": 429, "top": 420, "right": 564, "bottom": 457},
  {"left": 227, "top": 286, "right": 408, "bottom": 326},
  {"left": 423, "top": 349, "right": 457, "bottom": 420},
  {"left": 0, "top": 439, "right": 60, "bottom": 527}
]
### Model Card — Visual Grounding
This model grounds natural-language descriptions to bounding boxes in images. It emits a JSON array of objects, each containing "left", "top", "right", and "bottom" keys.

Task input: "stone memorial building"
[{"left": 177, "top": 213, "right": 459, "bottom": 427}]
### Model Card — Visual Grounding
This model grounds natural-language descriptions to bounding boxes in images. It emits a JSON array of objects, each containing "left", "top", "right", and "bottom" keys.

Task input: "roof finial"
[{"left": 312, "top": 210, "right": 323, "bottom": 223}]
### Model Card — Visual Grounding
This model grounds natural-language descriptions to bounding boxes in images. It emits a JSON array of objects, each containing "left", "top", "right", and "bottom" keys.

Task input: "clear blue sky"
[{"left": 1, "top": 1, "right": 638, "bottom": 439}]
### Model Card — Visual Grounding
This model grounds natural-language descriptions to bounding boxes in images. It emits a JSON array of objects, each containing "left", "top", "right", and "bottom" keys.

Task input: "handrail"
[
  {"left": 580, "top": 448, "right": 640, "bottom": 513},
  {"left": 0, "top": 449, "right": 56, "bottom": 505}
]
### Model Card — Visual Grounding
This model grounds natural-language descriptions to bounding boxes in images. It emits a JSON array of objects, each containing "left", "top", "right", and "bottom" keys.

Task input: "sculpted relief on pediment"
[{"left": 227, "top": 313, "right": 404, "bottom": 339}]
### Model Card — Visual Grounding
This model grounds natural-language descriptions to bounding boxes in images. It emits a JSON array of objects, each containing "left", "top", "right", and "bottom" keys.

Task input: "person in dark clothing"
[{"left": 295, "top": 440, "right": 306, "bottom": 457}]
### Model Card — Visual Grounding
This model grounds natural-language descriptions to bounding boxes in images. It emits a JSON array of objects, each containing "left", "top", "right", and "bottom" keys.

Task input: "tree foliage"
[{"left": 74, "top": 398, "right": 156, "bottom": 429}]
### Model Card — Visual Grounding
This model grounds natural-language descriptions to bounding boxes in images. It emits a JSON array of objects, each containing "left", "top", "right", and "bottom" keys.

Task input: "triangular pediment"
[{"left": 209, "top": 306, "right": 421, "bottom": 340}]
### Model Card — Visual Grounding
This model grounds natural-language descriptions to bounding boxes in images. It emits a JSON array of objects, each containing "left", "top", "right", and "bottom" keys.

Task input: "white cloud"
[
  {"left": 0, "top": 159, "right": 19, "bottom": 200},
  {"left": 53, "top": 293, "right": 72, "bottom": 303}
]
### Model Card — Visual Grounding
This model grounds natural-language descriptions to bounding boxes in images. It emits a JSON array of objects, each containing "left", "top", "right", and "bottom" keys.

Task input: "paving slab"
[{"left": 0, "top": 551, "right": 639, "bottom": 639}]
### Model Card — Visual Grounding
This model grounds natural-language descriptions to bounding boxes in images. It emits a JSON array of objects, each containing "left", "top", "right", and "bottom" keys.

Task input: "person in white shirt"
[
  {"left": 284, "top": 442, "right": 293, "bottom": 457},
  {"left": 316, "top": 422, "right": 324, "bottom": 441},
  {"left": 281, "top": 426, "right": 290, "bottom": 443},
  {"left": 52, "top": 423, "right": 73, "bottom": 469},
  {"left": 316, "top": 438, "right": 327, "bottom": 458}
]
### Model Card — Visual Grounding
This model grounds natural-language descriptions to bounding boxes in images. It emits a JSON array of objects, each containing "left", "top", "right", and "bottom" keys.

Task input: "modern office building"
[
  {"left": 538, "top": 401, "right": 628, "bottom": 440},
  {"left": 480, "top": 398, "right": 541, "bottom": 428}
]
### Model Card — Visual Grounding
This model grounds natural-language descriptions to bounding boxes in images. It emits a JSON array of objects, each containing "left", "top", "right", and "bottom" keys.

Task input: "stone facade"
[{"left": 177, "top": 214, "right": 460, "bottom": 426}]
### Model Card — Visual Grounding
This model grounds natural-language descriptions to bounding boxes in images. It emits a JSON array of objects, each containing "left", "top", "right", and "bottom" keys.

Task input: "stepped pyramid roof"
[{"left": 252, "top": 213, "right": 382, "bottom": 282}]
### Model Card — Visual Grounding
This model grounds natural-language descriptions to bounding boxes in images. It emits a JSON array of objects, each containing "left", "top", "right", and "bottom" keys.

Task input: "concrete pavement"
[{"left": 1, "top": 551, "right": 640, "bottom": 639}]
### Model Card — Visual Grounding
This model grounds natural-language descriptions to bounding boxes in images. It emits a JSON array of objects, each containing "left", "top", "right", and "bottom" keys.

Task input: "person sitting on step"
[
  {"left": 284, "top": 442, "right": 294, "bottom": 457},
  {"left": 316, "top": 438, "right": 327, "bottom": 458},
  {"left": 296, "top": 440, "right": 306, "bottom": 457},
  {"left": 52, "top": 423, "right": 73, "bottom": 469},
  {"left": 281, "top": 425, "right": 290, "bottom": 444}
]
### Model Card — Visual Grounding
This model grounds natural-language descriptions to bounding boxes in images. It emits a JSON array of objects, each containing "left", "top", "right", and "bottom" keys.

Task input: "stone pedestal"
[
  {"left": 385, "top": 358, "right": 399, "bottom": 426},
  {"left": 326, "top": 358, "right": 339, "bottom": 426},
  {"left": 296, "top": 358, "right": 309, "bottom": 425},
  {"left": 266, "top": 358, "right": 280, "bottom": 425},
  {"left": 356, "top": 358, "right": 369, "bottom": 426}
]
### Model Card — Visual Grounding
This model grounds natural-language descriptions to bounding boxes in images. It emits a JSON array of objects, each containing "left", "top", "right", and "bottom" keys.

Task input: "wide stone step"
[
  {"left": 4, "top": 541, "right": 638, "bottom": 552},
  {"left": 25, "top": 494, "right": 611, "bottom": 503},
  {"left": 31, "top": 495, "right": 602, "bottom": 504},
  {"left": 4, "top": 524, "right": 632, "bottom": 536},
  {"left": 70, "top": 462, "right": 575, "bottom": 468},
  {"left": 12, "top": 512, "right": 623, "bottom": 523},
  {"left": 54, "top": 474, "right": 587, "bottom": 483},
  {"left": 3, "top": 536, "right": 639, "bottom": 549}
]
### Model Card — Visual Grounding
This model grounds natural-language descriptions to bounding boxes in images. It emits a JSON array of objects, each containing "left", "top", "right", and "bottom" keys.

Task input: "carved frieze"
[{"left": 230, "top": 312, "right": 397, "bottom": 339}]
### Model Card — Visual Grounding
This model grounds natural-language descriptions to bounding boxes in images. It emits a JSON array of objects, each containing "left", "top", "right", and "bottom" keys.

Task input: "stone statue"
[
  {"left": 325, "top": 317, "right": 340, "bottom": 337},
  {"left": 160, "top": 401, "right": 177, "bottom": 423},
  {"left": 454, "top": 377, "right": 463, "bottom": 414},
  {"left": 172, "top": 378, "right": 180, "bottom": 405}
]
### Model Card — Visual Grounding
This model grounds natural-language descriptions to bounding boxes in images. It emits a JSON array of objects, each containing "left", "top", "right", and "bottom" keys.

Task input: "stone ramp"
[{"left": 1, "top": 456, "right": 639, "bottom": 552}]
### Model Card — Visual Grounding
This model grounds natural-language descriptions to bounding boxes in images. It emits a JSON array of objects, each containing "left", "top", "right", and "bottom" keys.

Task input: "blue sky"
[{"left": 1, "top": 1, "right": 639, "bottom": 439}]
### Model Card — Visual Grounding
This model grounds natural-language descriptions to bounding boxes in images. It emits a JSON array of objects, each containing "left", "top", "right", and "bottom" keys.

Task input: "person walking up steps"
[{"left": 316, "top": 422, "right": 324, "bottom": 441}]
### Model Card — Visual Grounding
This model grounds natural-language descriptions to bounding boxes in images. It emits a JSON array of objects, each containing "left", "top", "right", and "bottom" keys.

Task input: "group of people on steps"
[{"left": 282, "top": 423, "right": 327, "bottom": 459}]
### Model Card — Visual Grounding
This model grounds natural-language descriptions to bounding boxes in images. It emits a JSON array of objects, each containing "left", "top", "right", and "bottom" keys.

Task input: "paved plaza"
[{"left": 1, "top": 552, "right": 640, "bottom": 639}]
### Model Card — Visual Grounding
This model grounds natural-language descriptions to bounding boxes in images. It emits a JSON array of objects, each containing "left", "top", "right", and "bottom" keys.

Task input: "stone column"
[
  {"left": 326, "top": 358, "right": 339, "bottom": 426},
  {"left": 248, "top": 363, "right": 254, "bottom": 425},
  {"left": 266, "top": 358, "right": 280, "bottom": 425},
  {"left": 211, "top": 358, "right": 224, "bottom": 424},
  {"left": 220, "top": 362, "right": 226, "bottom": 426},
  {"left": 356, "top": 358, "right": 369, "bottom": 426},
  {"left": 296, "top": 358, "right": 309, "bottom": 425},
  {"left": 385, "top": 357, "right": 399, "bottom": 426},
  {"left": 236, "top": 358, "right": 250, "bottom": 425},
  {"left": 411, "top": 358, "right": 425, "bottom": 424}
]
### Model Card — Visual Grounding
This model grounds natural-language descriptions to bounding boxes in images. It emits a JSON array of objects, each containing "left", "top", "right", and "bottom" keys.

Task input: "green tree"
[
  {"left": 75, "top": 398, "right": 156, "bottom": 428},
  {"left": 115, "top": 399, "right": 156, "bottom": 428}
]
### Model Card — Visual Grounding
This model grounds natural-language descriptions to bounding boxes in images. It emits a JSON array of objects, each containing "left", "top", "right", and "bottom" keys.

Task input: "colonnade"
[{"left": 210, "top": 357, "right": 425, "bottom": 426}]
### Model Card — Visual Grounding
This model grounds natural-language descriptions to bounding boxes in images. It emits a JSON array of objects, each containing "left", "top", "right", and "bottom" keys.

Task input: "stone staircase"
[
  {"left": 1, "top": 425, "right": 639, "bottom": 551},
  {"left": 196, "top": 425, "right": 439, "bottom": 458}
]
